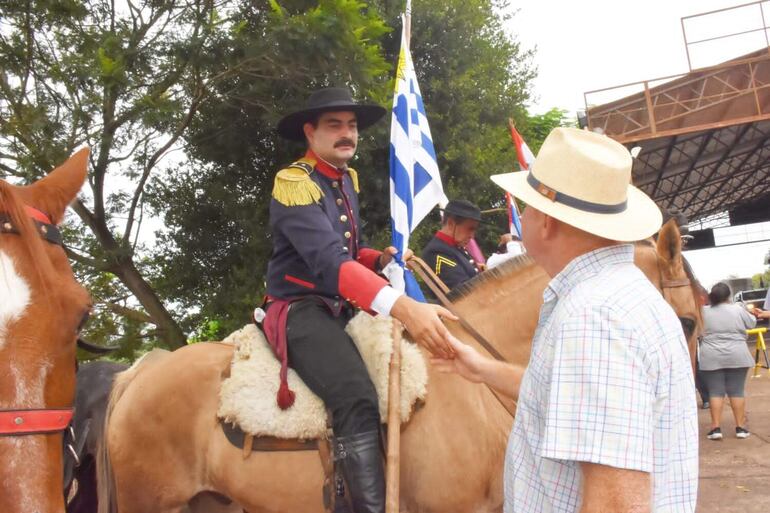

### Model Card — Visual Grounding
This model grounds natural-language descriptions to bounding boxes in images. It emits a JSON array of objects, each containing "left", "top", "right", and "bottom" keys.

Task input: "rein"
[
  {"left": 407, "top": 257, "right": 506, "bottom": 362},
  {"left": 0, "top": 204, "right": 72, "bottom": 437},
  {"left": 407, "top": 256, "right": 517, "bottom": 417}
]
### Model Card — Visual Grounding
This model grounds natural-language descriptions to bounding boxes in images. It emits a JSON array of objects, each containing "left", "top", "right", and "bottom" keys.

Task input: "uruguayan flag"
[{"left": 387, "top": 18, "right": 447, "bottom": 300}]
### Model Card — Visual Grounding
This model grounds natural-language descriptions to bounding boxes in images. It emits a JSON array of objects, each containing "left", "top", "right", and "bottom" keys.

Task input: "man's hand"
[
  {"left": 431, "top": 334, "right": 526, "bottom": 400},
  {"left": 390, "top": 296, "right": 457, "bottom": 358},
  {"left": 430, "top": 335, "right": 488, "bottom": 383},
  {"left": 379, "top": 246, "right": 413, "bottom": 268}
]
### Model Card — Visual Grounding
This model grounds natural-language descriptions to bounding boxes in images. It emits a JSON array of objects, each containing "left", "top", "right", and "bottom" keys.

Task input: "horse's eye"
[
  {"left": 679, "top": 317, "right": 696, "bottom": 337},
  {"left": 77, "top": 311, "right": 90, "bottom": 334}
]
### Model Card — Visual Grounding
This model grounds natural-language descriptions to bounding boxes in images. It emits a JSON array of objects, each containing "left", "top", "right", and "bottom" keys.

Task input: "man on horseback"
[
  {"left": 421, "top": 199, "right": 482, "bottom": 294},
  {"left": 433, "top": 128, "right": 698, "bottom": 512},
  {"left": 264, "top": 87, "right": 455, "bottom": 513}
]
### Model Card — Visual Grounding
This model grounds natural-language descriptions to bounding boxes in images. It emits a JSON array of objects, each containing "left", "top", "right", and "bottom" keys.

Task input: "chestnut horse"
[
  {"left": 0, "top": 149, "right": 91, "bottom": 513},
  {"left": 97, "top": 220, "right": 700, "bottom": 513}
]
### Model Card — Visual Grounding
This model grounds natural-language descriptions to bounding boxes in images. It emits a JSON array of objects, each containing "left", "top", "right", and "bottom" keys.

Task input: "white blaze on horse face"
[
  {"left": 0, "top": 250, "right": 31, "bottom": 350},
  {"left": 0, "top": 250, "right": 49, "bottom": 512}
]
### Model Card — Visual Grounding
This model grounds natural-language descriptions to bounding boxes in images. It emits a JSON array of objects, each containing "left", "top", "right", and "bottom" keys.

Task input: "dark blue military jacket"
[
  {"left": 421, "top": 232, "right": 479, "bottom": 292},
  {"left": 266, "top": 154, "right": 384, "bottom": 307}
]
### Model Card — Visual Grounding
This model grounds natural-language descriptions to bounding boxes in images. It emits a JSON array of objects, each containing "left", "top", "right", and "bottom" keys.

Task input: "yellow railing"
[{"left": 748, "top": 327, "right": 769, "bottom": 377}]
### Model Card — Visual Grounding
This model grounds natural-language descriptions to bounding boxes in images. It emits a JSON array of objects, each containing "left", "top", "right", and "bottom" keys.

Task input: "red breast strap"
[{"left": 0, "top": 409, "right": 73, "bottom": 436}]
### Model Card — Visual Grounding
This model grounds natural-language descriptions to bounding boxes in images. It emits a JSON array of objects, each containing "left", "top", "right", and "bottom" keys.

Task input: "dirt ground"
[{"left": 698, "top": 365, "right": 770, "bottom": 511}]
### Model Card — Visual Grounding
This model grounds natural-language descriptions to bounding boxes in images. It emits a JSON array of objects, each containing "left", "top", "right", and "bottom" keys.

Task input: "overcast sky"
[{"left": 505, "top": 0, "right": 770, "bottom": 289}]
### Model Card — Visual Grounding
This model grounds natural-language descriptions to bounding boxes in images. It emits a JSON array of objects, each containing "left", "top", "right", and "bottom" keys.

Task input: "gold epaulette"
[
  {"left": 272, "top": 159, "right": 324, "bottom": 206},
  {"left": 347, "top": 167, "right": 360, "bottom": 193}
]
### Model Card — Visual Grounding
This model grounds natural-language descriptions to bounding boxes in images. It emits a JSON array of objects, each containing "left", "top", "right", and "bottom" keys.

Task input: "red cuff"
[
  {"left": 357, "top": 248, "right": 383, "bottom": 271},
  {"left": 338, "top": 260, "right": 388, "bottom": 311}
]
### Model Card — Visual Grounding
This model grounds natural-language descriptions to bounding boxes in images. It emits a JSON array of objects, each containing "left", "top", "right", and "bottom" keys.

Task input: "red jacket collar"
[
  {"left": 435, "top": 230, "right": 459, "bottom": 247},
  {"left": 305, "top": 150, "right": 344, "bottom": 180}
]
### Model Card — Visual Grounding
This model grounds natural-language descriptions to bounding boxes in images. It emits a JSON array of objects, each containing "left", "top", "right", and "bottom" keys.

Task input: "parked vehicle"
[{"left": 733, "top": 288, "right": 768, "bottom": 311}]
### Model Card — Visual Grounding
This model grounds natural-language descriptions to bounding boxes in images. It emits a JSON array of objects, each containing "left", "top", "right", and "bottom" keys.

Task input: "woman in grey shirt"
[{"left": 700, "top": 282, "right": 757, "bottom": 440}]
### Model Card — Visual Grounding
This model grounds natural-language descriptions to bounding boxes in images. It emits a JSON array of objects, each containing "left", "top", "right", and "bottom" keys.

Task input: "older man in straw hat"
[{"left": 433, "top": 127, "right": 698, "bottom": 512}]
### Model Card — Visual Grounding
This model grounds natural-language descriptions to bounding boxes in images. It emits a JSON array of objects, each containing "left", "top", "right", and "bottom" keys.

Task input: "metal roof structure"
[{"left": 583, "top": 2, "right": 770, "bottom": 226}]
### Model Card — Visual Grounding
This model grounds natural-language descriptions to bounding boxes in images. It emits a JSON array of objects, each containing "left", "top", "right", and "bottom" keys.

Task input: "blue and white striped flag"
[{"left": 388, "top": 18, "right": 448, "bottom": 300}]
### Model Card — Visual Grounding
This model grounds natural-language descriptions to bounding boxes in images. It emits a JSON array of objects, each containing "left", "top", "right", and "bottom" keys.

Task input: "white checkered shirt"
[{"left": 504, "top": 244, "right": 698, "bottom": 512}]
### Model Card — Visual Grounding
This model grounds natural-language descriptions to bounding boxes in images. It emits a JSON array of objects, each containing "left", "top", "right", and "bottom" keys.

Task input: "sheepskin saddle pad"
[{"left": 217, "top": 311, "right": 428, "bottom": 440}]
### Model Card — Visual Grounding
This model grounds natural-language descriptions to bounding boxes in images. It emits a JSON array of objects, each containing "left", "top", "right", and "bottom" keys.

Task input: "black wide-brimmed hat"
[
  {"left": 439, "top": 199, "right": 483, "bottom": 222},
  {"left": 277, "top": 87, "right": 387, "bottom": 141}
]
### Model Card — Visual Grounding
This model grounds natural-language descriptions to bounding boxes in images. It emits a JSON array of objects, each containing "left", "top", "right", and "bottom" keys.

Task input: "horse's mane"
[
  {"left": 0, "top": 179, "right": 55, "bottom": 283},
  {"left": 446, "top": 238, "right": 698, "bottom": 305},
  {"left": 446, "top": 253, "right": 537, "bottom": 303}
]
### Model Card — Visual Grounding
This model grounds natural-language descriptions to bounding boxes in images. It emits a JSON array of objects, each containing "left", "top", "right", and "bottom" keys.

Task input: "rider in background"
[{"left": 421, "top": 199, "right": 482, "bottom": 294}]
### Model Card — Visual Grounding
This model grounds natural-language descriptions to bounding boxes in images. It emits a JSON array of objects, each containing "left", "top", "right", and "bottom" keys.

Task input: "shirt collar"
[
  {"left": 306, "top": 150, "right": 345, "bottom": 180},
  {"left": 544, "top": 244, "right": 634, "bottom": 302},
  {"left": 435, "top": 230, "right": 459, "bottom": 247}
]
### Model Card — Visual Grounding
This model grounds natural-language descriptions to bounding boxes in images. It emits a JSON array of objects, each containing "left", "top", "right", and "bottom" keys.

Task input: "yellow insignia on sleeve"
[
  {"left": 435, "top": 255, "right": 457, "bottom": 275},
  {"left": 347, "top": 167, "right": 360, "bottom": 193},
  {"left": 272, "top": 160, "right": 324, "bottom": 206}
]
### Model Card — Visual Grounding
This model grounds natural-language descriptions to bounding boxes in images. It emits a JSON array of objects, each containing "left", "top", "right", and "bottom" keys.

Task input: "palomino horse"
[
  {"left": 97, "top": 220, "right": 700, "bottom": 513},
  {"left": 0, "top": 149, "right": 91, "bottom": 513}
]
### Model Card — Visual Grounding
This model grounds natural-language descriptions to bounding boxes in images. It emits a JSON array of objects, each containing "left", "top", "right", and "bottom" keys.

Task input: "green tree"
[
  {"left": 149, "top": 0, "right": 544, "bottom": 338},
  {"left": 0, "top": 0, "right": 391, "bottom": 353}
]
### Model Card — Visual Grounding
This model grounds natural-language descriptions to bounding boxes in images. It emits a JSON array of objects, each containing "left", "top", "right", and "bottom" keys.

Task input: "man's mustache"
[{"left": 334, "top": 138, "right": 356, "bottom": 148}]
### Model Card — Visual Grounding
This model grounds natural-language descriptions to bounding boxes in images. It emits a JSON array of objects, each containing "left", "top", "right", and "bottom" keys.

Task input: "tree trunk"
[
  {"left": 112, "top": 258, "right": 188, "bottom": 349},
  {"left": 71, "top": 200, "right": 188, "bottom": 349}
]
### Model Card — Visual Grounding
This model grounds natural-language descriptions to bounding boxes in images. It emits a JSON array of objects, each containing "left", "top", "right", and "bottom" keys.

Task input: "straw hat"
[{"left": 490, "top": 127, "right": 662, "bottom": 242}]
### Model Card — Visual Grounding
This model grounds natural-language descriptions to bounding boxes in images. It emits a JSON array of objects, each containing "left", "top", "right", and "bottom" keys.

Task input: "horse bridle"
[
  {"left": 0, "top": 205, "right": 74, "bottom": 437},
  {"left": 652, "top": 243, "right": 699, "bottom": 339}
]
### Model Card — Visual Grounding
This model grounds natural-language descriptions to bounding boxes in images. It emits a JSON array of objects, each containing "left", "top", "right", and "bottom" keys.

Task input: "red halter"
[
  {"left": 0, "top": 205, "right": 73, "bottom": 436},
  {"left": 0, "top": 409, "right": 74, "bottom": 436},
  {"left": 24, "top": 205, "right": 53, "bottom": 224}
]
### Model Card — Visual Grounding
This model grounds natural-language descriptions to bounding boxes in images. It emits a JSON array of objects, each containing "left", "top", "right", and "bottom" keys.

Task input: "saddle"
[{"left": 216, "top": 312, "right": 428, "bottom": 511}]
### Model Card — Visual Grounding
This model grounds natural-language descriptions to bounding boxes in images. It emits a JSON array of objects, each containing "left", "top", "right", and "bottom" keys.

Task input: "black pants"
[{"left": 286, "top": 297, "right": 380, "bottom": 437}]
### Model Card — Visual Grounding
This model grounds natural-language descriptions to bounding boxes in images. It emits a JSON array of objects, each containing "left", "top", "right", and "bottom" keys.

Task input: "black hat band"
[{"left": 527, "top": 172, "right": 627, "bottom": 214}]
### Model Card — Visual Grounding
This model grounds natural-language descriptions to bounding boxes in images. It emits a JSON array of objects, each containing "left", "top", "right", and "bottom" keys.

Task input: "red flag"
[
  {"left": 505, "top": 119, "right": 533, "bottom": 238},
  {"left": 509, "top": 120, "right": 535, "bottom": 171}
]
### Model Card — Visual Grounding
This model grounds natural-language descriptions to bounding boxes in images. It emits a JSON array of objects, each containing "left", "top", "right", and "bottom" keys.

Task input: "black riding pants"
[{"left": 286, "top": 297, "right": 380, "bottom": 437}]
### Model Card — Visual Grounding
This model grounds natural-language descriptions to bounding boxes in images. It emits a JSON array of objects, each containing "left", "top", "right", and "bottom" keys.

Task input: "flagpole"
[
  {"left": 386, "top": 5, "right": 412, "bottom": 512},
  {"left": 405, "top": 0, "right": 412, "bottom": 48},
  {"left": 386, "top": 319, "right": 402, "bottom": 513},
  {"left": 507, "top": 118, "right": 524, "bottom": 237}
]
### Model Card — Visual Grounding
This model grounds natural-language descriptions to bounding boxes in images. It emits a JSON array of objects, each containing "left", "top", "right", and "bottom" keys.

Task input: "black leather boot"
[{"left": 334, "top": 430, "right": 385, "bottom": 513}]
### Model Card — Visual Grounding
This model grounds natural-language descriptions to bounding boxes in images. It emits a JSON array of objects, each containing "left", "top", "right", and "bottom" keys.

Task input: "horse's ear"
[
  {"left": 656, "top": 218, "right": 682, "bottom": 264},
  {"left": 25, "top": 147, "right": 89, "bottom": 224}
]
